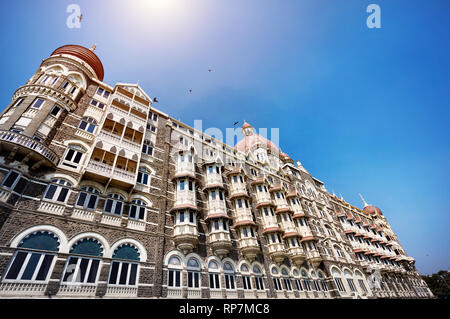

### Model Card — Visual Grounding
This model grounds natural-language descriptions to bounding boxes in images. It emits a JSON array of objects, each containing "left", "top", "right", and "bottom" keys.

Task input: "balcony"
[
  {"left": 0, "top": 130, "right": 59, "bottom": 167},
  {"left": 233, "top": 206, "right": 253, "bottom": 224},
  {"left": 266, "top": 242, "right": 287, "bottom": 264},
  {"left": 297, "top": 225, "right": 313, "bottom": 238},
  {"left": 104, "top": 286, "right": 138, "bottom": 298},
  {"left": 173, "top": 223, "right": 199, "bottom": 254},
  {"left": 127, "top": 219, "right": 146, "bottom": 231},
  {"left": 208, "top": 230, "right": 232, "bottom": 258},
  {"left": 207, "top": 199, "right": 227, "bottom": 218},
  {"left": 228, "top": 183, "right": 248, "bottom": 198},
  {"left": 175, "top": 161, "right": 196, "bottom": 179},
  {"left": 174, "top": 191, "right": 197, "bottom": 210},
  {"left": 72, "top": 208, "right": 96, "bottom": 222},
  {"left": 306, "top": 250, "right": 322, "bottom": 268},
  {"left": 0, "top": 282, "right": 47, "bottom": 297},
  {"left": 112, "top": 167, "right": 136, "bottom": 184},
  {"left": 204, "top": 173, "right": 224, "bottom": 189},
  {"left": 57, "top": 284, "right": 97, "bottom": 297},
  {"left": 74, "top": 128, "right": 95, "bottom": 142},
  {"left": 100, "top": 214, "right": 122, "bottom": 227},
  {"left": 237, "top": 237, "right": 260, "bottom": 261},
  {"left": 261, "top": 215, "right": 279, "bottom": 229},
  {"left": 255, "top": 191, "right": 272, "bottom": 206},
  {"left": 86, "top": 160, "right": 113, "bottom": 176},
  {"left": 37, "top": 201, "right": 65, "bottom": 215},
  {"left": 287, "top": 246, "right": 307, "bottom": 266}
]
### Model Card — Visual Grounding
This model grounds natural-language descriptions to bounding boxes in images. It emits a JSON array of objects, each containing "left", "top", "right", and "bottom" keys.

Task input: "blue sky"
[{"left": 0, "top": 0, "right": 449, "bottom": 274}]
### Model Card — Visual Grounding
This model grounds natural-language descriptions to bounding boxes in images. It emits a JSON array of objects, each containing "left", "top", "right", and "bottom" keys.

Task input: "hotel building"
[{"left": 0, "top": 44, "right": 432, "bottom": 298}]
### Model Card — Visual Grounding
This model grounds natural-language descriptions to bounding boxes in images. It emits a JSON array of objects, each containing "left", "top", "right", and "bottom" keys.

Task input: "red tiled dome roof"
[
  {"left": 235, "top": 134, "right": 279, "bottom": 153},
  {"left": 364, "top": 205, "right": 382, "bottom": 216},
  {"left": 51, "top": 44, "right": 104, "bottom": 81}
]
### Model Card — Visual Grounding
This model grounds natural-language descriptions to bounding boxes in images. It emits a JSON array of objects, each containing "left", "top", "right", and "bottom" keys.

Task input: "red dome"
[
  {"left": 51, "top": 44, "right": 104, "bottom": 81},
  {"left": 363, "top": 205, "right": 382, "bottom": 216},
  {"left": 235, "top": 134, "right": 279, "bottom": 153}
]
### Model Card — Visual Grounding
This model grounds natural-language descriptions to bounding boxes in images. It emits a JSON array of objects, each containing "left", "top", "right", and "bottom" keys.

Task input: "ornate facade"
[{"left": 0, "top": 44, "right": 432, "bottom": 298}]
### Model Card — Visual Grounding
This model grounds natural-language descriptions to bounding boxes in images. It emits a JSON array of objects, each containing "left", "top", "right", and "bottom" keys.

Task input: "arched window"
[
  {"left": 301, "top": 270, "right": 312, "bottom": 291},
  {"left": 103, "top": 193, "right": 124, "bottom": 216},
  {"left": 43, "top": 178, "right": 72, "bottom": 203},
  {"left": 272, "top": 268, "right": 282, "bottom": 291},
  {"left": 62, "top": 238, "right": 103, "bottom": 285},
  {"left": 208, "top": 260, "right": 220, "bottom": 289},
  {"left": 241, "top": 264, "right": 252, "bottom": 290},
  {"left": 224, "top": 262, "right": 235, "bottom": 290},
  {"left": 3, "top": 231, "right": 59, "bottom": 282},
  {"left": 108, "top": 244, "right": 140, "bottom": 286},
  {"left": 167, "top": 256, "right": 182, "bottom": 288},
  {"left": 78, "top": 117, "right": 97, "bottom": 134},
  {"left": 129, "top": 199, "right": 146, "bottom": 220},
  {"left": 332, "top": 268, "right": 345, "bottom": 293},
  {"left": 253, "top": 265, "right": 265, "bottom": 291},
  {"left": 187, "top": 257, "right": 201, "bottom": 289},
  {"left": 281, "top": 268, "right": 292, "bottom": 291},
  {"left": 76, "top": 186, "right": 100, "bottom": 210}
]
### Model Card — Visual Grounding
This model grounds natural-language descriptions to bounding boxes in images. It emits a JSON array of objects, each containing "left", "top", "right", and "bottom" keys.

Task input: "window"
[
  {"left": 90, "top": 99, "right": 105, "bottom": 109},
  {"left": 242, "top": 275, "right": 252, "bottom": 290},
  {"left": 142, "top": 140, "right": 153, "bottom": 156},
  {"left": 108, "top": 244, "right": 140, "bottom": 286},
  {"left": 76, "top": 186, "right": 100, "bottom": 210},
  {"left": 49, "top": 104, "right": 61, "bottom": 117},
  {"left": 96, "top": 87, "right": 110, "bottom": 98},
  {"left": 78, "top": 117, "right": 97, "bottom": 134},
  {"left": 347, "top": 279, "right": 356, "bottom": 292},
  {"left": 1, "top": 170, "right": 27, "bottom": 194},
  {"left": 43, "top": 179, "right": 72, "bottom": 203},
  {"left": 62, "top": 239, "right": 103, "bottom": 285},
  {"left": 209, "top": 273, "right": 220, "bottom": 289},
  {"left": 137, "top": 169, "right": 150, "bottom": 185},
  {"left": 335, "top": 278, "right": 345, "bottom": 292},
  {"left": 31, "top": 98, "right": 45, "bottom": 109},
  {"left": 103, "top": 193, "right": 124, "bottom": 216},
  {"left": 224, "top": 262, "right": 235, "bottom": 290},
  {"left": 147, "top": 124, "right": 157, "bottom": 133},
  {"left": 3, "top": 231, "right": 59, "bottom": 282},
  {"left": 273, "top": 278, "right": 282, "bottom": 291},
  {"left": 62, "top": 145, "right": 85, "bottom": 168},
  {"left": 167, "top": 256, "right": 182, "bottom": 287},
  {"left": 358, "top": 279, "right": 368, "bottom": 293},
  {"left": 13, "top": 98, "right": 25, "bottom": 107},
  {"left": 283, "top": 278, "right": 292, "bottom": 291},
  {"left": 187, "top": 258, "right": 201, "bottom": 288},
  {"left": 148, "top": 111, "right": 158, "bottom": 122},
  {"left": 129, "top": 199, "right": 146, "bottom": 220}
]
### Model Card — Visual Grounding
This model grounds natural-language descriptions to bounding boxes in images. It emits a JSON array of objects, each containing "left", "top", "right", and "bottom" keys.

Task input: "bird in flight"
[
  {"left": 233, "top": 121, "right": 239, "bottom": 126},
  {"left": 153, "top": 97, "right": 159, "bottom": 103},
  {"left": 188, "top": 89, "right": 192, "bottom": 93},
  {"left": 208, "top": 69, "right": 212, "bottom": 72},
  {"left": 78, "top": 14, "right": 83, "bottom": 23}
]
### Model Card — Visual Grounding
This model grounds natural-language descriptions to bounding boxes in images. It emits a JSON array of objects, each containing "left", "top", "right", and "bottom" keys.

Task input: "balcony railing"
[
  {"left": 174, "top": 191, "right": 197, "bottom": 208},
  {"left": 205, "top": 173, "right": 223, "bottom": 188},
  {"left": 0, "top": 130, "right": 59, "bottom": 166},
  {"left": 175, "top": 162, "right": 195, "bottom": 178}
]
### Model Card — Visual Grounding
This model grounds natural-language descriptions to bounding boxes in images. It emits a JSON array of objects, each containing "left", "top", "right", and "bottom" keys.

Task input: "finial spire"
[
  {"left": 359, "top": 193, "right": 369, "bottom": 207},
  {"left": 90, "top": 44, "right": 97, "bottom": 52}
]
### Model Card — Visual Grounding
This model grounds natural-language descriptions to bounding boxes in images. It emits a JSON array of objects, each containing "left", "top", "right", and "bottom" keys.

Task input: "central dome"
[
  {"left": 51, "top": 44, "right": 104, "bottom": 81},
  {"left": 235, "top": 121, "right": 279, "bottom": 153}
]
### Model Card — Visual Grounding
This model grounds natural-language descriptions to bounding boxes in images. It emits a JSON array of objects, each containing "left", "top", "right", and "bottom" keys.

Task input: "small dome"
[
  {"left": 363, "top": 205, "right": 382, "bottom": 216},
  {"left": 51, "top": 44, "right": 104, "bottom": 81},
  {"left": 235, "top": 120, "right": 279, "bottom": 153}
]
